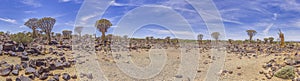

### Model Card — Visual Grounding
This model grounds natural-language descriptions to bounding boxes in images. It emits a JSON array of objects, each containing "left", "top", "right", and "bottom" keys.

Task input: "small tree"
[
  {"left": 269, "top": 37, "right": 274, "bottom": 44},
  {"left": 62, "top": 30, "right": 72, "bottom": 39},
  {"left": 211, "top": 32, "right": 220, "bottom": 41},
  {"left": 75, "top": 26, "right": 83, "bottom": 36},
  {"left": 264, "top": 38, "right": 268, "bottom": 44},
  {"left": 228, "top": 39, "right": 233, "bottom": 44},
  {"left": 246, "top": 30, "right": 257, "bottom": 42},
  {"left": 197, "top": 34, "right": 203, "bottom": 44}
]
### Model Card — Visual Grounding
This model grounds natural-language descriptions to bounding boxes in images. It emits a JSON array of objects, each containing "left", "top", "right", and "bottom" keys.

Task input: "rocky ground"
[{"left": 1, "top": 42, "right": 300, "bottom": 81}]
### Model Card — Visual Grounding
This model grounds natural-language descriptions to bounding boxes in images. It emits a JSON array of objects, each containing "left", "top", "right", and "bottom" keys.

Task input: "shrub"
[{"left": 274, "top": 66, "right": 295, "bottom": 79}]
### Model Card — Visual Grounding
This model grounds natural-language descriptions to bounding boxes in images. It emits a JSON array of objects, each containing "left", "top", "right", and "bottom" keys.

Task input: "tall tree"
[
  {"left": 197, "top": 34, "right": 203, "bottom": 44},
  {"left": 246, "top": 30, "right": 257, "bottom": 42},
  {"left": 95, "top": 19, "right": 112, "bottom": 43},
  {"left": 37, "top": 17, "right": 56, "bottom": 43},
  {"left": 75, "top": 26, "right": 83, "bottom": 36},
  {"left": 24, "top": 18, "right": 39, "bottom": 38},
  {"left": 211, "top": 32, "right": 220, "bottom": 41}
]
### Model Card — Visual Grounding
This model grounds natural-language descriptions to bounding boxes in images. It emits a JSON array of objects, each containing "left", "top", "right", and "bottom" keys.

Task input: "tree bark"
[
  {"left": 32, "top": 28, "right": 36, "bottom": 38},
  {"left": 101, "top": 31, "right": 105, "bottom": 45},
  {"left": 47, "top": 32, "right": 51, "bottom": 44}
]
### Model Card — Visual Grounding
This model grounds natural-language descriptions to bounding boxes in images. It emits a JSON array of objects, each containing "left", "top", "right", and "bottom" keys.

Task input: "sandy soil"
[{"left": 0, "top": 47, "right": 294, "bottom": 81}]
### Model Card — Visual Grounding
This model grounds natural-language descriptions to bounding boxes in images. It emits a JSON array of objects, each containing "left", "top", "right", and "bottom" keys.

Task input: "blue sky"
[{"left": 0, "top": 0, "right": 300, "bottom": 41}]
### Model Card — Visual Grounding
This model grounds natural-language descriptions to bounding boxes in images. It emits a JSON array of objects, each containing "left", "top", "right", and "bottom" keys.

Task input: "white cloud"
[
  {"left": 19, "top": 25, "right": 27, "bottom": 28},
  {"left": 110, "top": 0, "right": 138, "bottom": 6},
  {"left": 21, "top": 0, "right": 42, "bottom": 7},
  {"left": 272, "top": 13, "right": 278, "bottom": 20},
  {"left": 24, "top": 10, "right": 36, "bottom": 14},
  {"left": 59, "top": 0, "right": 71, "bottom": 2},
  {"left": 64, "top": 21, "right": 75, "bottom": 27},
  {"left": 58, "top": 0, "right": 82, "bottom": 3},
  {"left": 0, "top": 18, "right": 17, "bottom": 24}
]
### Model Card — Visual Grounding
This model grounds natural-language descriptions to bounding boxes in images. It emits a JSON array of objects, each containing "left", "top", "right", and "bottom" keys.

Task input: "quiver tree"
[
  {"left": 24, "top": 18, "right": 39, "bottom": 38},
  {"left": 172, "top": 38, "right": 179, "bottom": 47},
  {"left": 197, "top": 34, "right": 203, "bottom": 44},
  {"left": 269, "top": 37, "right": 274, "bottom": 44},
  {"left": 257, "top": 39, "right": 261, "bottom": 43},
  {"left": 37, "top": 17, "right": 56, "bottom": 43},
  {"left": 278, "top": 29, "right": 285, "bottom": 47},
  {"left": 95, "top": 19, "right": 112, "bottom": 44},
  {"left": 106, "top": 34, "right": 113, "bottom": 42},
  {"left": 75, "top": 26, "right": 83, "bottom": 36},
  {"left": 228, "top": 39, "right": 233, "bottom": 44},
  {"left": 62, "top": 30, "right": 72, "bottom": 39},
  {"left": 55, "top": 33, "right": 62, "bottom": 41},
  {"left": 211, "top": 32, "right": 220, "bottom": 42},
  {"left": 150, "top": 36, "right": 154, "bottom": 43},
  {"left": 165, "top": 36, "right": 171, "bottom": 44},
  {"left": 145, "top": 37, "right": 150, "bottom": 44},
  {"left": 264, "top": 38, "right": 268, "bottom": 44},
  {"left": 246, "top": 30, "right": 257, "bottom": 43}
]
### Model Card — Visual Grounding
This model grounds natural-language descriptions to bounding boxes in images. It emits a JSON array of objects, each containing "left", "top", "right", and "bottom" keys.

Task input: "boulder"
[
  {"left": 28, "top": 60, "right": 36, "bottom": 68},
  {"left": 49, "top": 64, "right": 56, "bottom": 70},
  {"left": 21, "top": 62, "right": 28, "bottom": 68},
  {"left": 3, "top": 43, "right": 15, "bottom": 51},
  {"left": 22, "top": 51, "right": 28, "bottom": 56},
  {"left": 6, "top": 77, "right": 12, "bottom": 81},
  {"left": 14, "top": 64, "right": 21, "bottom": 70},
  {"left": 26, "top": 48, "right": 41, "bottom": 55},
  {"left": 33, "top": 72, "right": 40, "bottom": 78},
  {"left": 28, "top": 74, "right": 35, "bottom": 80},
  {"left": 20, "top": 55, "right": 29, "bottom": 61},
  {"left": 53, "top": 74, "right": 60, "bottom": 80},
  {"left": 54, "top": 62, "right": 64, "bottom": 69},
  {"left": 63, "top": 62, "right": 71, "bottom": 67},
  {"left": 71, "top": 74, "right": 77, "bottom": 79},
  {"left": 9, "top": 51, "right": 17, "bottom": 56},
  {"left": 174, "top": 75, "right": 183, "bottom": 78},
  {"left": 19, "top": 75, "right": 32, "bottom": 81},
  {"left": 0, "top": 64, "right": 12, "bottom": 76},
  {"left": 25, "top": 67, "right": 36, "bottom": 74},
  {"left": 62, "top": 73, "right": 71, "bottom": 80},
  {"left": 39, "top": 73, "right": 48, "bottom": 80},
  {"left": 11, "top": 69, "right": 19, "bottom": 75},
  {"left": 38, "top": 66, "right": 49, "bottom": 74},
  {"left": 36, "top": 61, "right": 45, "bottom": 67},
  {"left": 47, "top": 78, "right": 56, "bottom": 81},
  {"left": 60, "top": 57, "right": 66, "bottom": 62}
]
